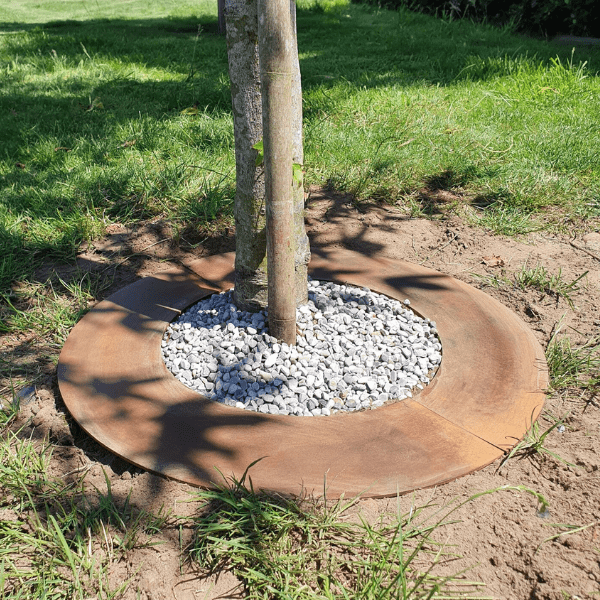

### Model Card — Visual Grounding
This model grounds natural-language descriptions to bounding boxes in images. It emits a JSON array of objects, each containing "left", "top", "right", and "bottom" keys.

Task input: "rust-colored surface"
[{"left": 58, "top": 250, "right": 547, "bottom": 497}]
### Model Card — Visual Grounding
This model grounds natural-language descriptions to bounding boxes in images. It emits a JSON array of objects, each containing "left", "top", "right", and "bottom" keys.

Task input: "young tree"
[
  {"left": 258, "top": 0, "right": 296, "bottom": 344},
  {"left": 224, "top": 0, "right": 309, "bottom": 318}
]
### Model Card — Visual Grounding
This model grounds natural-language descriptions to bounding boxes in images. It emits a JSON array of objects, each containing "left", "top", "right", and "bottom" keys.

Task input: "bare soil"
[{"left": 2, "top": 187, "right": 599, "bottom": 599}]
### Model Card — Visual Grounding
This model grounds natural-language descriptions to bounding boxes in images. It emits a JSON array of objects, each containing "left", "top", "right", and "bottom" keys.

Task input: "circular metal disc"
[{"left": 58, "top": 249, "right": 547, "bottom": 497}]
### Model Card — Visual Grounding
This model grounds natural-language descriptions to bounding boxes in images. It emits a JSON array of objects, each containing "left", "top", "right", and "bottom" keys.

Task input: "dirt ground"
[{"left": 3, "top": 187, "right": 600, "bottom": 599}]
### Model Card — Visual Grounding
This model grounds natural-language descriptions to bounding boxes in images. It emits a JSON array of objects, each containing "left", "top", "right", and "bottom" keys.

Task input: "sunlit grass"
[
  {"left": 2, "top": 0, "right": 600, "bottom": 295},
  {"left": 188, "top": 462, "right": 551, "bottom": 599},
  {"left": 0, "top": 408, "right": 169, "bottom": 598},
  {"left": 188, "top": 464, "right": 478, "bottom": 599},
  {"left": 546, "top": 333, "right": 600, "bottom": 393},
  {"left": 472, "top": 261, "right": 588, "bottom": 309},
  {"left": 500, "top": 412, "right": 576, "bottom": 468}
]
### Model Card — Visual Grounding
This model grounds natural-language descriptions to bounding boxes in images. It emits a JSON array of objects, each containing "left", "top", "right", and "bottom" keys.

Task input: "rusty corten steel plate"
[{"left": 58, "top": 250, "right": 547, "bottom": 498}]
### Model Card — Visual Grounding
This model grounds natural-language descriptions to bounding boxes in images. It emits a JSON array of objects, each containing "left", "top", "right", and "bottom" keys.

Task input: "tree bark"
[
  {"left": 258, "top": 0, "right": 296, "bottom": 344},
  {"left": 290, "top": 0, "right": 310, "bottom": 306},
  {"left": 225, "top": 0, "right": 267, "bottom": 312},
  {"left": 225, "top": 0, "right": 308, "bottom": 313},
  {"left": 218, "top": 0, "right": 226, "bottom": 35}
]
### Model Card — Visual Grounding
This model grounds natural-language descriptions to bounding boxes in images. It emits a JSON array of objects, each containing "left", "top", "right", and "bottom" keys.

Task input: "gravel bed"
[{"left": 161, "top": 279, "right": 442, "bottom": 416}]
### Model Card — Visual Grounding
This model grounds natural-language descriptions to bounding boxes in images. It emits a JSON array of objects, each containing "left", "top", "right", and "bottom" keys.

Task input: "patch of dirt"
[{"left": 2, "top": 188, "right": 599, "bottom": 599}]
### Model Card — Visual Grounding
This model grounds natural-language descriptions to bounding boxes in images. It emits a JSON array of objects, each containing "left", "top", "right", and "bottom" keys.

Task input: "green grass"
[
  {"left": 546, "top": 331, "right": 600, "bottom": 394},
  {"left": 513, "top": 264, "right": 588, "bottom": 308},
  {"left": 300, "top": 18, "right": 600, "bottom": 226},
  {"left": 0, "top": 0, "right": 212, "bottom": 25},
  {"left": 536, "top": 521, "right": 599, "bottom": 555},
  {"left": 0, "top": 274, "right": 105, "bottom": 343},
  {"left": 500, "top": 412, "right": 576, "bottom": 468},
  {"left": 0, "top": 406, "right": 169, "bottom": 598},
  {"left": 0, "top": 268, "right": 117, "bottom": 390},
  {"left": 1, "top": 0, "right": 600, "bottom": 296},
  {"left": 188, "top": 465, "right": 547, "bottom": 600},
  {"left": 1, "top": 0, "right": 235, "bottom": 294},
  {"left": 473, "top": 261, "right": 588, "bottom": 308},
  {"left": 187, "top": 463, "right": 552, "bottom": 599}
]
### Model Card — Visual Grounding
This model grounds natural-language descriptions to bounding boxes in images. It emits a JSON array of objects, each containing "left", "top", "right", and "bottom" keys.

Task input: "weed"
[
  {"left": 0, "top": 416, "right": 167, "bottom": 597},
  {"left": 472, "top": 263, "right": 588, "bottom": 309},
  {"left": 79, "top": 470, "right": 171, "bottom": 553},
  {"left": 514, "top": 264, "right": 587, "bottom": 308},
  {"left": 0, "top": 271, "right": 111, "bottom": 346},
  {"left": 546, "top": 321, "right": 600, "bottom": 393},
  {"left": 473, "top": 204, "right": 543, "bottom": 236},
  {"left": 536, "top": 521, "right": 598, "bottom": 554},
  {"left": 500, "top": 413, "right": 576, "bottom": 468},
  {"left": 0, "top": 392, "right": 19, "bottom": 426},
  {"left": 471, "top": 271, "right": 511, "bottom": 289}
]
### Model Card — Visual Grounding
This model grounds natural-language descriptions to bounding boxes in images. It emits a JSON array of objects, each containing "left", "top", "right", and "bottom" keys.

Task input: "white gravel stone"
[{"left": 161, "top": 279, "right": 441, "bottom": 416}]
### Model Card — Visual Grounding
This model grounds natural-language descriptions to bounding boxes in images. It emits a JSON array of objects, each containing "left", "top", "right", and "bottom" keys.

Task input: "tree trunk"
[
  {"left": 258, "top": 0, "right": 296, "bottom": 344},
  {"left": 225, "top": 0, "right": 308, "bottom": 313},
  {"left": 218, "top": 0, "right": 226, "bottom": 35},
  {"left": 225, "top": 0, "right": 267, "bottom": 312},
  {"left": 290, "top": 0, "right": 310, "bottom": 306}
]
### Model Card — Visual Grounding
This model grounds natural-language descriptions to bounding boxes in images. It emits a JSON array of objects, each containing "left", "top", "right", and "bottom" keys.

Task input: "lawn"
[{"left": 1, "top": 0, "right": 600, "bottom": 293}]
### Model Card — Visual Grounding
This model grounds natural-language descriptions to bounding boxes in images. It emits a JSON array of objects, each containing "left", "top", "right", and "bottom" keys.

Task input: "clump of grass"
[
  {"left": 75, "top": 470, "right": 171, "bottom": 553},
  {"left": 472, "top": 205, "right": 543, "bottom": 236},
  {"left": 472, "top": 263, "right": 587, "bottom": 309},
  {"left": 189, "top": 478, "right": 478, "bottom": 598},
  {"left": 471, "top": 271, "right": 511, "bottom": 289},
  {"left": 188, "top": 463, "right": 552, "bottom": 599},
  {"left": 545, "top": 321, "right": 600, "bottom": 393},
  {"left": 0, "top": 271, "right": 112, "bottom": 346},
  {"left": 514, "top": 264, "right": 587, "bottom": 309},
  {"left": 500, "top": 413, "right": 575, "bottom": 468},
  {"left": 0, "top": 413, "right": 167, "bottom": 597}
]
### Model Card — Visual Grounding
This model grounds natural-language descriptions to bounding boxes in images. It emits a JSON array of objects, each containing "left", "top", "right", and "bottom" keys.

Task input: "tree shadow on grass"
[{"left": 1, "top": 6, "right": 596, "bottom": 270}]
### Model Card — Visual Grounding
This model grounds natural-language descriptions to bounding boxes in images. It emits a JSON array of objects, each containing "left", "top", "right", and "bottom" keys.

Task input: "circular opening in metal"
[{"left": 161, "top": 279, "right": 442, "bottom": 416}]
